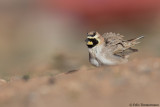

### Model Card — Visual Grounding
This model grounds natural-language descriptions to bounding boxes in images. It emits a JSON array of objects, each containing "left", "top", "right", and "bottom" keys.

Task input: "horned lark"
[{"left": 85, "top": 31, "right": 144, "bottom": 66}]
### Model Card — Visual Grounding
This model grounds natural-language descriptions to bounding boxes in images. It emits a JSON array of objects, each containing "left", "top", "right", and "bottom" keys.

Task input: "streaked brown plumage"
[{"left": 85, "top": 31, "right": 144, "bottom": 66}]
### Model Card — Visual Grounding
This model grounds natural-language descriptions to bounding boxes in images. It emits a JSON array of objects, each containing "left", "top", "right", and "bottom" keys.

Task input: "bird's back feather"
[{"left": 102, "top": 32, "right": 144, "bottom": 57}]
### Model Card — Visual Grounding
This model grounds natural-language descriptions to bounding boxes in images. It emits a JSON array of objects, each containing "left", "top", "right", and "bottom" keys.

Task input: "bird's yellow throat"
[
  {"left": 86, "top": 38, "right": 100, "bottom": 48},
  {"left": 87, "top": 41, "right": 93, "bottom": 45}
]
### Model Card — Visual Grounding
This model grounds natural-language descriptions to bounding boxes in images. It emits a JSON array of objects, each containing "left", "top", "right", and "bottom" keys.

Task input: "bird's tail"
[
  {"left": 134, "top": 36, "right": 144, "bottom": 41},
  {"left": 128, "top": 36, "right": 144, "bottom": 45}
]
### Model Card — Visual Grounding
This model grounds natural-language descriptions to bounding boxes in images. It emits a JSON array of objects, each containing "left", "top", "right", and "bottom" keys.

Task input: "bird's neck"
[{"left": 98, "top": 36, "right": 104, "bottom": 45}]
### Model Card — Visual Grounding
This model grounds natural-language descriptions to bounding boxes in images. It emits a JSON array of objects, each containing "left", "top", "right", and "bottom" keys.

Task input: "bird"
[{"left": 85, "top": 31, "right": 144, "bottom": 67}]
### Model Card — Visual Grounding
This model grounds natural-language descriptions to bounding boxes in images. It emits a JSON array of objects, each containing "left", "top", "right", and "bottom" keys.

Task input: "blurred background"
[
  {"left": 0, "top": 0, "right": 160, "bottom": 107},
  {"left": 1, "top": 0, "right": 160, "bottom": 79}
]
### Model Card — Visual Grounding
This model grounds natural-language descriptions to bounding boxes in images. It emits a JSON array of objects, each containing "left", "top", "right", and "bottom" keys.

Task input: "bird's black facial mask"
[{"left": 86, "top": 38, "right": 99, "bottom": 48}]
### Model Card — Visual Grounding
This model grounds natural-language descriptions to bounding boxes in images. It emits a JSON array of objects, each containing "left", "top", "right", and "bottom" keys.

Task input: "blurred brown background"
[{"left": 0, "top": 0, "right": 160, "bottom": 107}]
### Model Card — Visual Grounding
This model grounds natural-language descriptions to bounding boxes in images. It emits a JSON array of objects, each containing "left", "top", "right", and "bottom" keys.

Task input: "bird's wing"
[
  {"left": 114, "top": 48, "right": 138, "bottom": 58},
  {"left": 102, "top": 32, "right": 124, "bottom": 46},
  {"left": 102, "top": 32, "right": 144, "bottom": 57}
]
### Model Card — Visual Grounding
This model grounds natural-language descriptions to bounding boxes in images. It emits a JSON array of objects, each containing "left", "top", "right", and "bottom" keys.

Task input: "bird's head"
[{"left": 85, "top": 31, "right": 101, "bottom": 48}]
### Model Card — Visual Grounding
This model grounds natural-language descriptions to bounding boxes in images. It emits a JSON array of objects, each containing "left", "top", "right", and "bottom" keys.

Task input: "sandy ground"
[{"left": 0, "top": 57, "right": 160, "bottom": 107}]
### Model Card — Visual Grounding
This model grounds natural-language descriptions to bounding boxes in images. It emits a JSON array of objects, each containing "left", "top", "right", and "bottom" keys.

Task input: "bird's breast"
[{"left": 89, "top": 45, "right": 115, "bottom": 65}]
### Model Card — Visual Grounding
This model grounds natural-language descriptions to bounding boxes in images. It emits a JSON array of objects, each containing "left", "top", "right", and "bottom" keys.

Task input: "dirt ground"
[{"left": 0, "top": 57, "right": 160, "bottom": 107}]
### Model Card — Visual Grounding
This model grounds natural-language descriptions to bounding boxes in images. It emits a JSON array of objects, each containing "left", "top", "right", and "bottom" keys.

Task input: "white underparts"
[
  {"left": 89, "top": 45, "right": 115, "bottom": 66},
  {"left": 90, "top": 58, "right": 100, "bottom": 66}
]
